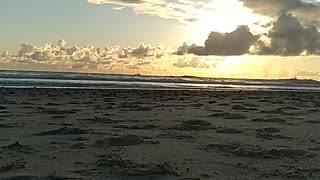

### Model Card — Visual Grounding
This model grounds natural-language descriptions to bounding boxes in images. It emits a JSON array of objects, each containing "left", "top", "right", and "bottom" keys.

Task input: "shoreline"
[{"left": 0, "top": 69, "right": 319, "bottom": 82}]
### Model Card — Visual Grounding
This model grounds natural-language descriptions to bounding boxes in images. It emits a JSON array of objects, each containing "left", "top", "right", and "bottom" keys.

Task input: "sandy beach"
[{"left": 1, "top": 88, "right": 320, "bottom": 180}]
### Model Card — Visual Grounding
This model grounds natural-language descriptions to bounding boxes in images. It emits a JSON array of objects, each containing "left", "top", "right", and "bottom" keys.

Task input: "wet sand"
[{"left": 0, "top": 88, "right": 320, "bottom": 179}]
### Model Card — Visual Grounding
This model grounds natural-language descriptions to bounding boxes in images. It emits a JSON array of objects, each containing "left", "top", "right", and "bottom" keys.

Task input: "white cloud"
[
  {"left": 87, "top": 0, "right": 269, "bottom": 33},
  {"left": 1, "top": 50, "right": 9, "bottom": 58},
  {"left": 4, "top": 39, "right": 320, "bottom": 79},
  {"left": 88, "top": 0, "right": 197, "bottom": 23},
  {"left": 18, "top": 43, "right": 37, "bottom": 56},
  {"left": 1, "top": 39, "right": 173, "bottom": 72},
  {"left": 173, "top": 56, "right": 212, "bottom": 69},
  {"left": 58, "top": 39, "right": 67, "bottom": 48}
]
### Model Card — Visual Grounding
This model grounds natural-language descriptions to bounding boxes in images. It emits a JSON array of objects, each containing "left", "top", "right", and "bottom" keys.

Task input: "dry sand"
[{"left": 0, "top": 88, "right": 320, "bottom": 180}]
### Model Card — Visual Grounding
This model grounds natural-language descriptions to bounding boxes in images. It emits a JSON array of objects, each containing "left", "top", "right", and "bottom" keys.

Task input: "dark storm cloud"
[
  {"left": 178, "top": 12, "right": 320, "bottom": 57},
  {"left": 240, "top": 0, "right": 320, "bottom": 25},
  {"left": 237, "top": 0, "right": 320, "bottom": 56},
  {"left": 254, "top": 12, "right": 320, "bottom": 56},
  {"left": 176, "top": 26, "right": 259, "bottom": 56}
]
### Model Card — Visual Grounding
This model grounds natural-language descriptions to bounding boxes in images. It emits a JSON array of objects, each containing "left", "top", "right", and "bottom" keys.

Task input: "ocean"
[{"left": 0, "top": 70, "right": 320, "bottom": 91}]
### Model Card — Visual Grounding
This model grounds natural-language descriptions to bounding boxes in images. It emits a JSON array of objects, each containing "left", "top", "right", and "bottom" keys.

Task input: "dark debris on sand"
[
  {"left": 256, "top": 133, "right": 293, "bottom": 140},
  {"left": 1, "top": 142, "right": 33, "bottom": 154},
  {"left": 252, "top": 118, "right": 286, "bottom": 123},
  {"left": 257, "top": 127, "right": 281, "bottom": 133},
  {"left": 92, "top": 134, "right": 160, "bottom": 148},
  {"left": 156, "top": 132, "right": 196, "bottom": 140},
  {"left": 261, "top": 166, "right": 320, "bottom": 179},
  {"left": 173, "top": 120, "right": 213, "bottom": 130},
  {"left": 1, "top": 175, "right": 50, "bottom": 180},
  {"left": 97, "top": 156, "right": 179, "bottom": 176},
  {"left": 0, "top": 160, "right": 25, "bottom": 173},
  {"left": 37, "top": 107, "right": 78, "bottom": 115},
  {"left": 112, "top": 124, "right": 159, "bottom": 130},
  {"left": 0, "top": 123, "right": 18, "bottom": 128},
  {"left": 107, "top": 135, "right": 144, "bottom": 146},
  {"left": 216, "top": 127, "right": 242, "bottom": 134},
  {"left": 209, "top": 112, "right": 247, "bottom": 120},
  {"left": 206, "top": 143, "right": 315, "bottom": 159},
  {"left": 81, "top": 117, "right": 119, "bottom": 124},
  {"left": 34, "top": 127, "right": 89, "bottom": 136},
  {"left": 232, "top": 105, "right": 258, "bottom": 111}
]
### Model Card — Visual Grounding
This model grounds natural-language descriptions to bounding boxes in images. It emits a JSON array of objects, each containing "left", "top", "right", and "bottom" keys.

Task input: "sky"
[{"left": 1, "top": 0, "right": 320, "bottom": 79}]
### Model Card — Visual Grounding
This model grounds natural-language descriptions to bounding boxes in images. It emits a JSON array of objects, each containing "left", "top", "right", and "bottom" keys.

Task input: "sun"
[{"left": 185, "top": 0, "right": 270, "bottom": 44}]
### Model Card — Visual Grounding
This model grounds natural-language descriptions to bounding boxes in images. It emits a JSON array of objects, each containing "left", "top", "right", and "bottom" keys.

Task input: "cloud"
[
  {"left": 175, "top": 42, "right": 195, "bottom": 56},
  {"left": 240, "top": 0, "right": 320, "bottom": 25},
  {"left": 240, "top": 0, "right": 319, "bottom": 14},
  {"left": 129, "top": 43, "right": 165, "bottom": 58},
  {"left": 173, "top": 56, "right": 211, "bottom": 68},
  {"left": 176, "top": 26, "right": 259, "bottom": 56},
  {"left": 87, "top": 0, "right": 198, "bottom": 24},
  {"left": 253, "top": 12, "right": 320, "bottom": 56},
  {"left": 18, "top": 43, "right": 37, "bottom": 56},
  {"left": 88, "top": 0, "right": 320, "bottom": 57},
  {"left": 3, "top": 40, "right": 320, "bottom": 79},
  {"left": 1, "top": 50, "right": 9, "bottom": 58},
  {"left": 177, "top": 12, "right": 320, "bottom": 57},
  {"left": 1, "top": 39, "right": 170, "bottom": 71},
  {"left": 89, "top": 0, "right": 144, "bottom": 5},
  {"left": 58, "top": 39, "right": 67, "bottom": 48},
  {"left": 113, "top": 6, "right": 126, "bottom": 10},
  {"left": 294, "top": 69, "right": 320, "bottom": 77},
  {"left": 1, "top": 39, "right": 219, "bottom": 75},
  {"left": 87, "top": 0, "right": 268, "bottom": 34}
]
